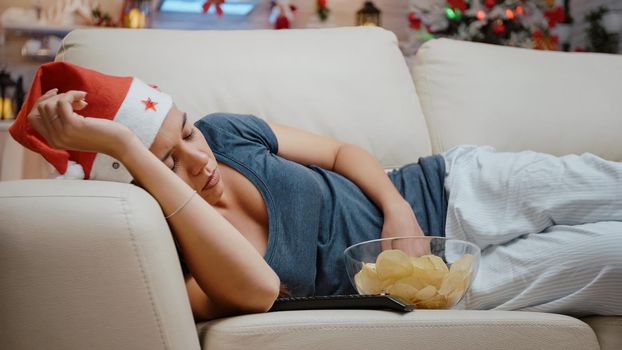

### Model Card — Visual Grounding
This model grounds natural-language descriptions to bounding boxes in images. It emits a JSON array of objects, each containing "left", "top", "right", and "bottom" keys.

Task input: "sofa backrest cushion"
[
  {"left": 413, "top": 38, "right": 622, "bottom": 161},
  {"left": 57, "top": 27, "right": 432, "bottom": 168}
]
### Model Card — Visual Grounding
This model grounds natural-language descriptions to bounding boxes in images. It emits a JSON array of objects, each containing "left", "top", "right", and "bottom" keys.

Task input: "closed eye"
[
  {"left": 170, "top": 128, "right": 196, "bottom": 171},
  {"left": 184, "top": 128, "right": 195, "bottom": 141}
]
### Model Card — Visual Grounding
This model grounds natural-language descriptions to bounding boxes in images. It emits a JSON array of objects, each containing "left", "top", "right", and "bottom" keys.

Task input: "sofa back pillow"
[
  {"left": 413, "top": 38, "right": 622, "bottom": 161},
  {"left": 57, "top": 27, "right": 431, "bottom": 168}
]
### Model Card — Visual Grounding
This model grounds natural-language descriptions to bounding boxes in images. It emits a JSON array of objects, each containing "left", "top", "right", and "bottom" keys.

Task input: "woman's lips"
[{"left": 203, "top": 168, "right": 220, "bottom": 191}]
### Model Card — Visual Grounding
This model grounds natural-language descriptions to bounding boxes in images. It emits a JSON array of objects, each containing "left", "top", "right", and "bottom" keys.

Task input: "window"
[{"left": 159, "top": 0, "right": 257, "bottom": 16}]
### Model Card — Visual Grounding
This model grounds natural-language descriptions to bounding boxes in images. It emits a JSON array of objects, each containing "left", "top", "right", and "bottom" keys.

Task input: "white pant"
[{"left": 443, "top": 145, "right": 622, "bottom": 316}]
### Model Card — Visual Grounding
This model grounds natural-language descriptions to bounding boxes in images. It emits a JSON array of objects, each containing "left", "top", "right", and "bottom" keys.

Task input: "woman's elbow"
[
  {"left": 239, "top": 274, "right": 281, "bottom": 313},
  {"left": 249, "top": 274, "right": 281, "bottom": 313}
]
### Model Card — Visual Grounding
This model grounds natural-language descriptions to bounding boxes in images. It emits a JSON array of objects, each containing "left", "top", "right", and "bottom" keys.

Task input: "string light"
[
  {"left": 506, "top": 9, "right": 514, "bottom": 19},
  {"left": 516, "top": 6, "right": 524, "bottom": 15},
  {"left": 476, "top": 10, "right": 486, "bottom": 20},
  {"left": 0, "top": 98, "right": 13, "bottom": 120},
  {"left": 445, "top": 7, "right": 456, "bottom": 20}
]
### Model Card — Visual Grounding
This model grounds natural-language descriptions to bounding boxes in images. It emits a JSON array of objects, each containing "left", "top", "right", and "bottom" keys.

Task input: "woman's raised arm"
[{"left": 29, "top": 90, "right": 281, "bottom": 318}]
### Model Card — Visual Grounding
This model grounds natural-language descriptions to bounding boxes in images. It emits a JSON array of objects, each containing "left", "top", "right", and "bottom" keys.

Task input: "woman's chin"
[{"left": 201, "top": 182, "right": 224, "bottom": 206}]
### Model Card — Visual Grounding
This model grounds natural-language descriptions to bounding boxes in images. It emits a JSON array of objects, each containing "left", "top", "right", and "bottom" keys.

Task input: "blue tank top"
[{"left": 187, "top": 113, "right": 447, "bottom": 296}]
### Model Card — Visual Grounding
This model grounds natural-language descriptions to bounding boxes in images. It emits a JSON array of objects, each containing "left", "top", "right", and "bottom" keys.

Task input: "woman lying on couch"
[{"left": 11, "top": 62, "right": 622, "bottom": 321}]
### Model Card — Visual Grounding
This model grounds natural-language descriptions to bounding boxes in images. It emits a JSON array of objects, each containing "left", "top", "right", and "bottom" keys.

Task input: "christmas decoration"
[
  {"left": 269, "top": 0, "right": 297, "bottom": 30},
  {"left": 121, "top": 0, "right": 152, "bottom": 28},
  {"left": 202, "top": 0, "right": 225, "bottom": 17},
  {"left": 532, "top": 29, "right": 559, "bottom": 50},
  {"left": 585, "top": 6, "right": 620, "bottom": 54},
  {"left": 404, "top": 0, "right": 568, "bottom": 54},
  {"left": 0, "top": 69, "right": 25, "bottom": 120},
  {"left": 316, "top": 0, "right": 330, "bottom": 22},
  {"left": 141, "top": 97, "right": 158, "bottom": 111},
  {"left": 356, "top": 1, "right": 381, "bottom": 26},
  {"left": 91, "top": 5, "right": 117, "bottom": 27}
]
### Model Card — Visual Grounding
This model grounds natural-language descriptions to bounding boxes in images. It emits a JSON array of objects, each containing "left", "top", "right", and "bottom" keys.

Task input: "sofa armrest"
[{"left": 0, "top": 180, "right": 200, "bottom": 350}]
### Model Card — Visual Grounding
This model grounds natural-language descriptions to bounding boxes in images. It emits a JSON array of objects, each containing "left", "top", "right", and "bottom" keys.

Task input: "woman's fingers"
[
  {"left": 57, "top": 98, "right": 77, "bottom": 123},
  {"left": 37, "top": 88, "right": 59, "bottom": 103},
  {"left": 45, "top": 99, "right": 81, "bottom": 149},
  {"left": 72, "top": 99, "right": 88, "bottom": 110},
  {"left": 26, "top": 90, "right": 88, "bottom": 148},
  {"left": 65, "top": 90, "right": 87, "bottom": 102},
  {"left": 35, "top": 102, "right": 54, "bottom": 137},
  {"left": 64, "top": 90, "right": 88, "bottom": 110}
]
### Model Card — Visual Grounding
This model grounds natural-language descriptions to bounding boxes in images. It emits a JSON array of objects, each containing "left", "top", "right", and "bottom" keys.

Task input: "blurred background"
[
  {"left": 0, "top": 0, "right": 621, "bottom": 180},
  {"left": 0, "top": 0, "right": 621, "bottom": 121}
]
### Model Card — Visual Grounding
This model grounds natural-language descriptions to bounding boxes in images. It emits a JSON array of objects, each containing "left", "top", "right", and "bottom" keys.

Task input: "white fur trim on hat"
[
  {"left": 49, "top": 160, "right": 85, "bottom": 180},
  {"left": 89, "top": 78, "right": 173, "bottom": 182}
]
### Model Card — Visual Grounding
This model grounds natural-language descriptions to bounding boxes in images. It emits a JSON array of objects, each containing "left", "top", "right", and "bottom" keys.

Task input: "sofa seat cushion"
[
  {"left": 582, "top": 316, "right": 622, "bottom": 350},
  {"left": 196, "top": 310, "right": 598, "bottom": 350}
]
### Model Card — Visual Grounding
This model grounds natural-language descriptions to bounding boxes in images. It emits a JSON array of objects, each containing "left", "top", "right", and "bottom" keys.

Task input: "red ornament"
[
  {"left": 484, "top": 0, "right": 496, "bottom": 9},
  {"left": 141, "top": 98, "right": 158, "bottom": 111},
  {"left": 272, "top": 1, "right": 296, "bottom": 30},
  {"left": 447, "top": 0, "right": 467, "bottom": 12},
  {"left": 544, "top": 6, "right": 565, "bottom": 28},
  {"left": 202, "top": 0, "right": 225, "bottom": 16},
  {"left": 492, "top": 20, "right": 506, "bottom": 35},
  {"left": 408, "top": 12, "right": 422, "bottom": 30},
  {"left": 532, "top": 30, "right": 559, "bottom": 50},
  {"left": 275, "top": 14, "right": 290, "bottom": 29}
]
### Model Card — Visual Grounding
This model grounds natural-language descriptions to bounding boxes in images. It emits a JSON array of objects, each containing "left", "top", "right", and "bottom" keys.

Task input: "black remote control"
[{"left": 269, "top": 294, "right": 416, "bottom": 312}]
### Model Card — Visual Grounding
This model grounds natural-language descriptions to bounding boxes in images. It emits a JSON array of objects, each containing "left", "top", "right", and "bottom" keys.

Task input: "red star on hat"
[{"left": 142, "top": 97, "right": 158, "bottom": 111}]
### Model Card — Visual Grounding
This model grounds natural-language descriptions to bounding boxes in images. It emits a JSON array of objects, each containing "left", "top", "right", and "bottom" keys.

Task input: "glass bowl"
[{"left": 344, "top": 236, "right": 481, "bottom": 309}]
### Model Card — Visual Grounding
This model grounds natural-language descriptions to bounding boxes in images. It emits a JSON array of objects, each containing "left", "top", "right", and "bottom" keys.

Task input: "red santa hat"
[{"left": 9, "top": 62, "right": 173, "bottom": 183}]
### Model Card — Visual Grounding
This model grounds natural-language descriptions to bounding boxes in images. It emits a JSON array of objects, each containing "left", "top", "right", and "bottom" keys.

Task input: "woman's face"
[{"left": 149, "top": 105, "right": 224, "bottom": 205}]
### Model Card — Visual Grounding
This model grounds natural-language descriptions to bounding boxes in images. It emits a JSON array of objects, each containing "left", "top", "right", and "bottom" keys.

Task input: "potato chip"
[
  {"left": 414, "top": 285, "right": 437, "bottom": 301},
  {"left": 354, "top": 263, "right": 384, "bottom": 294},
  {"left": 425, "top": 255, "right": 450, "bottom": 273},
  {"left": 395, "top": 276, "right": 427, "bottom": 290},
  {"left": 411, "top": 256, "right": 434, "bottom": 271},
  {"left": 418, "top": 294, "right": 448, "bottom": 309},
  {"left": 438, "top": 271, "right": 465, "bottom": 296},
  {"left": 386, "top": 280, "right": 418, "bottom": 301},
  {"left": 424, "top": 269, "right": 446, "bottom": 289},
  {"left": 376, "top": 249, "right": 413, "bottom": 280},
  {"left": 450, "top": 254, "right": 474, "bottom": 273},
  {"left": 355, "top": 250, "right": 475, "bottom": 310},
  {"left": 447, "top": 289, "right": 463, "bottom": 305}
]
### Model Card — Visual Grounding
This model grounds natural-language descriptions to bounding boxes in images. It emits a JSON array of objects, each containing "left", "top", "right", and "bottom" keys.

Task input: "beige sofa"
[{"left": 1, "top": 27, "right": 620, "bottom": 350}]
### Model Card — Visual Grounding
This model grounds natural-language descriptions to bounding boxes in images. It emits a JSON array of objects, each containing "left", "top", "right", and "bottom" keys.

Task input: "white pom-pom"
[{"left": 49, "top": 160, "right": 85, "bottom": 180}]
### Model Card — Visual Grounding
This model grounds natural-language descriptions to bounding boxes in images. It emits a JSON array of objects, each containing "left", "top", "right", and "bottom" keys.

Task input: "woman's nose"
[{"left": 184, "top": 147, "right": 209, "bottom": 176}]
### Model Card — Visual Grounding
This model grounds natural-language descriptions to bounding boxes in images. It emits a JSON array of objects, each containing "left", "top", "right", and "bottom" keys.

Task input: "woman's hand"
[
  {"left": 381, "top": 200, "right": 424, "bottom": 240},
  {"left": 27, "top": 88, "right": 133, "bottom": 158},
  {"left": 381, "top": 199, "right": 429, "bottom": 256}
]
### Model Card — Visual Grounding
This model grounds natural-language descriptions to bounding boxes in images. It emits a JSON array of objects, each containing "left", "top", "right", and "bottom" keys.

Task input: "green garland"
[{"left": 585, "top": 6, "right": 619, "bottom": 54}]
